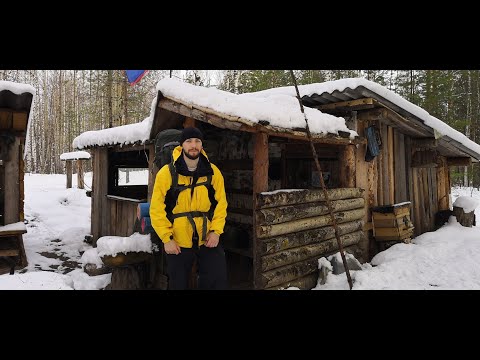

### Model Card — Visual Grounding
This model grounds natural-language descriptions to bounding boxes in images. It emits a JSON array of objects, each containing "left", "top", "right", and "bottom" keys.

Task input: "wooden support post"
[
  {"left": 66, "top": 161, "right": 72, "bottom": 189},
  {"left": 436, "top": 157, "right": 449, "bottom": 211},
  {"left": 344, "top": 144, "right": 356, "bottom": 188},
  {"left": 388, "top": 126, "right": 395, "bottom": 204},
  {"left": 253, "top": 132, "right": 269, "bottom": 289},
  {"left": 77, "top": 160, "right": 84, "bottom": 189}
]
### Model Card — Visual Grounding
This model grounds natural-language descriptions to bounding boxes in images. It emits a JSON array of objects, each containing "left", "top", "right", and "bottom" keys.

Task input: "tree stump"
[
  {"left": 453, "top": 206, "right": 476, "bottom": 227},
  {"left": 106, "top": 264, "right": 145, "bottom": 290}
]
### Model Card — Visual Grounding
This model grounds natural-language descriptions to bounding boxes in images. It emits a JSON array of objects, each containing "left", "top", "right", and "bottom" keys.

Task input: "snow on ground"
[
  {"left": 314, "top": 186, "right": 480, "bottom": 290},
  {"left": 3, "top": 172, "right": 480, "bottom": 290},
  {"left": 0, "top": 172, "right": 111, "bottom": 290}
]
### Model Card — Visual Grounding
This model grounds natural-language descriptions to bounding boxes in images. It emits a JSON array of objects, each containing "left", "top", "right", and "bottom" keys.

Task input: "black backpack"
[{"left": 154, "top": 129, "right": 182, "bottom": 169}]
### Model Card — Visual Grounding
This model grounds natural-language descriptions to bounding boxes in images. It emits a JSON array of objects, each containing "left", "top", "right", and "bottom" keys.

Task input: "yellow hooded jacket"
[{"left": 150, "top": 146, "right": 228, "bottom": 248}]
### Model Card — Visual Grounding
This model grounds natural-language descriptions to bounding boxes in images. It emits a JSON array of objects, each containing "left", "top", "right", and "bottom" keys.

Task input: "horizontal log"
[
  {"left": 227, "top": 192, "right": 253, "bottom": 210},
  {"left": 447, "top": 157, "right": 472, "bottom": 166},
  {"left": 261, "top": 230, "right": 364, "bottom": 272},
  {"left": 227, "top": 212, "right": 253, "bottom": 225},
  {"left": 257, "top": 187, "right": 364, "bottom": 209},
  {"left": 257, "top": 208, "right": 365, "bottom": 238},
  {"left": 261, "top": 243, "right": 364, "bottom": 288},
  {"left": 256, "top": 198, "right": 365, "bottom": 225},
  {"left": 266, "top": 273, "right": 318, "bottom": 290},
  {"left": 260, "top": 220, "right": 363, "bottom": 255}
]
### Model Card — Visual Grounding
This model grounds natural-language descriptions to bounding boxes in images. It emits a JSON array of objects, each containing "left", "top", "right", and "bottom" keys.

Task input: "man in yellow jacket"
[{"left": 150, "top": 127, "right": 228, "bottom": 289}]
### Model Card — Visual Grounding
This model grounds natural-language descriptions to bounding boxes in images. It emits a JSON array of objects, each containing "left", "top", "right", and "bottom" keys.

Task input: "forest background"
[{"left": 1, "top": 69, "right": 478, "bottom": 187}]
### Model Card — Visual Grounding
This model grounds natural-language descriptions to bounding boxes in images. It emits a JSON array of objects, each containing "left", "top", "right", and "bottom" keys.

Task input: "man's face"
[{"left": 182, "top": 138, "right": 203, "bottom": 160}]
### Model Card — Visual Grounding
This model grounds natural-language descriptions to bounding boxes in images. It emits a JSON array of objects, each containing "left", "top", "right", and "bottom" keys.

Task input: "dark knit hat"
[{"left": 181, "top": 127, "right": 203, "bottom": 144}]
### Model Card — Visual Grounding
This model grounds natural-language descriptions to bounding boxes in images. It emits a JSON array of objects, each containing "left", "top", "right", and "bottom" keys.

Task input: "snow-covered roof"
[
  {"left": 0, "top": 80, "right": 36, "bottom": 158},
  {"left": 73, "top": 116, "right": 153, "bottom": 150},
  {"left": 248, "top": 78, "right": 480, "bottom": 160},
  {"left": 73, "top": 78, "right": 357, "bottom": 149},
  {"left": 0, "top": 80, "right": 35, "bottom": 98},
  {"left": 60, "top": 151, "right": 91, "bottom": 160}
]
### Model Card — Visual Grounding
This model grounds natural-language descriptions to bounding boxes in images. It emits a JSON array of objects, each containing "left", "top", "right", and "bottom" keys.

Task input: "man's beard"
[{"left": 184, "top": 149, "right": 200, "bottom": 160}]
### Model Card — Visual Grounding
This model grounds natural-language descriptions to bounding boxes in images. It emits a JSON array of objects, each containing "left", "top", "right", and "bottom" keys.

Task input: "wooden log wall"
[{"left": 255, "top": 187, "right": 366, "bottom": 289}]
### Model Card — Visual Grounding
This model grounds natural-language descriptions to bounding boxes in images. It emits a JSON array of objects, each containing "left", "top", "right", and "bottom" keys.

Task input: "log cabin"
[
  {"left": 73, "top": 77, "right": 480, "bottom": 290},
  {"left": 0, "top": 81, "right": 35, "bottom": 275}
]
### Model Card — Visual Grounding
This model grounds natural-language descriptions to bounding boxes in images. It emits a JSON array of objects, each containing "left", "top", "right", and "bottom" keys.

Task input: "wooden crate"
[{"left": 372, "top": 202, "right": 414, "bottom": 242}]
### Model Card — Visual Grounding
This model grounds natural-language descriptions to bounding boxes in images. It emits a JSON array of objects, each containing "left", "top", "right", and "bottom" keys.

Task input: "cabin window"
[
  {"left": 117, "top": 168, "right": 149, "bottom": 186},
  {"left": 108, "top": 149, "right": 149, "bottom": 200}
]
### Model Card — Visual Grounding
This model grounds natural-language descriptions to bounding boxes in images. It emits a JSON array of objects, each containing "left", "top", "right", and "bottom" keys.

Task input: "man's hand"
[
  {"left": 164, "top": 239, "right": 181, "bottom": 255},
  {"left": 205, "top": 232, "right": 220, "bottom": 248}
]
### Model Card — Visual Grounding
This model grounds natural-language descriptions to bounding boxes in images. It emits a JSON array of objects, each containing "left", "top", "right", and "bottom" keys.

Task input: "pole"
[{"left": 289, "top": 70, "right": 353, "bottom": 290}]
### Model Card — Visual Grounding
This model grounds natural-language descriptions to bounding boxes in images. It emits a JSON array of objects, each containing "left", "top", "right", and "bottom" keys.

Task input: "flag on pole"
[{"left": 125, "top": 70, "right": 148, "bottom": 86}]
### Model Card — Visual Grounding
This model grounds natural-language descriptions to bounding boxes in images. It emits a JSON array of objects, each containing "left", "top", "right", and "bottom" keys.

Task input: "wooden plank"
[
  {"left": 388, "top": 126, "right": 395, "bottom": 204},
  {"left": 447, "top": 157, "right": 472, "bottom": 166},
  {"left": 256, "top": 198, "right": 365, "bottom": 225},
  {"left": 405, "top": 137, "right": 414, "bottom": 218},
  {"left": 0, "top": 229, "right": 27, "bottom": 236},
  {"left": 4, "top": 137, "right": 20, "bottom": 224},
  {"left": 377, "top": 123, "right": 384, "bottom": 206},
  {"left": 256, "top": 208, "right": 365, "bottom": 238},
  {"left": 127, "top": 202, "right": 136, "bottom": 236},
  {"left": 257, "top": 187, "right": 364, "bottom": 209},
  {"left": 0, "top": 111, "right": 12, "bottom": 129},
  {"left": 317, "top": 98, "right": 376, "bottom": 111},
  {"left": 394, "top": 130, "right": 407, "bottom": 203},
  {"left": 260, "top": 220, "right": 363, "bottom": 255},
  {"left": 66, "top": 161, "right": 72, "bottom": 189},
  {"left": 429, "top": 167, "right": 438, "bottom": 231},
  {"left": 382, "top": 123, "right": 390, "bottom": 204},
  {"left": 412, "top": 167, "right": 421, "bottom": 236},
  {"left": 436, "top": 157, "right": 448, "bottom": 210},
  {"left": 110, "top": 201, "right": 117, "bottom": 236},
  {"left": 253, "top": 132, "right": 269, "bottom": 289},
  {"left": 12, "top": 112, "right": 28, "bottom": 131},
  {"left": 19, "top": 142, "right": 24, "bottom": 221},
  {"left": 261, "top": 230, "right": 364, "bottom": 272}
]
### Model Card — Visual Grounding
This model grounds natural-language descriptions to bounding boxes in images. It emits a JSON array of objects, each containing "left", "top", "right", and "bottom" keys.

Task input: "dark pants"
[{"left": 166, "top": 245, "right": 227, "bottom": 290}]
